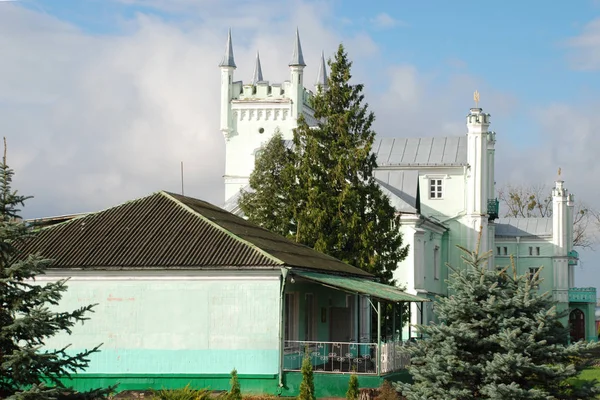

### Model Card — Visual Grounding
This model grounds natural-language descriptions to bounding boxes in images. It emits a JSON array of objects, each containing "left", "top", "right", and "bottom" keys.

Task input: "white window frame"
[
  {"left": 285, "top": 292, "right": 299, "bottom": 345},
  {"left": 304, "top": 293, "right": 316, "bottom": 341},
  {"left": 428, "top": 178, "right": 444, "bottom": 199}
]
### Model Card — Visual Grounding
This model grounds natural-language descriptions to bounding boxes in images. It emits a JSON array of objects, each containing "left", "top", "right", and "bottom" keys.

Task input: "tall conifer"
[
  {"left": 240, "top": 44, "right": 407, "bottom": 282},
  {"left": 0, "top": 139, "right": 110, "bottom": 399},
  {"left": 396, "top": 244, "right": 599, "bottom": 399}
]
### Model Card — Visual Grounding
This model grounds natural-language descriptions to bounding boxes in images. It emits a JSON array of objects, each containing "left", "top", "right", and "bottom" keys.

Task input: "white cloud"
[
  {"left": 370, "top": 13, "right": 405, "bottom": 30},
  {"left": 0, "top": 1, "right": 384, "bottom": 219},
  {"left": 565, "top": 17, "right": 600, "bottom": 70}
]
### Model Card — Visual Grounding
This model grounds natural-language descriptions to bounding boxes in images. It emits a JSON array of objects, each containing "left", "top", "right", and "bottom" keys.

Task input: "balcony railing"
[
  {"left": 283, "top": 340, "right": 410, "bottom": 375},
  {"left": 568, "top": 287, "right": 597, "bottom": 303},
  {"left": 488, "top": 199, "right": 499, "bottom": 220}
]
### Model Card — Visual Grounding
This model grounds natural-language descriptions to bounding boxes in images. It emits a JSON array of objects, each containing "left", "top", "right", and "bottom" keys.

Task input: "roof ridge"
[
  {"left": 33, "top": 191, "right": 163, "bottom": 232},
  {"left": 159, "top": 191, "right": 285, "bottom": 267}
]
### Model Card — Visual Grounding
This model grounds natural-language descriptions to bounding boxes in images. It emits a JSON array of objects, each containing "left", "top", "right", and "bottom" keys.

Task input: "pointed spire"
[
  {"left": 219, "top": 28, "right": 236, "bottom": 68},
  {"left": 316, "top": 51, "right": 328, "bottom": 89},
  {"left": 252, "top": 51, "right": 264, "bottom": 85},
  {"left": 289, "top": 28, "right": 306, "bottom": 67}
]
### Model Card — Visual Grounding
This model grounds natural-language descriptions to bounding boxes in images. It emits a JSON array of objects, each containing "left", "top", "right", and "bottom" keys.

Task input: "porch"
[{"left": 282, "top": 270, "right": 428, "bottom": 375}]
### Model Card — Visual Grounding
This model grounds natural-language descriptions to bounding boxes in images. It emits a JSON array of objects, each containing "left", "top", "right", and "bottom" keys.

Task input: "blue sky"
[{"left": 1, "top": 0, "right": 600, "bottom": 287}]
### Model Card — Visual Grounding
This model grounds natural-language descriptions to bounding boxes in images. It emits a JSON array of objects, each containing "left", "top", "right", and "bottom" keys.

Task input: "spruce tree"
[
  {"left": 396, "top": 244, "right": 599, "bottom": 400},
  {"left": 298, "top": 352, "right": 315, "bottom": 400},
  {"left": 240, "top": 44, "right": 407, "bottom": 283},
  {"left": 239, "top": 129, "right": 296, "bottom": 238},
  {"left": 0, "top": 139, "right": 111, "bottom": 399}
]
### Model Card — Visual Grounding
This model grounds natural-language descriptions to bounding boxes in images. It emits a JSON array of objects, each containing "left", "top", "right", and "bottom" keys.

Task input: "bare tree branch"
[{"left": 497, "top": 184, "right": 596, "bottom": 249}]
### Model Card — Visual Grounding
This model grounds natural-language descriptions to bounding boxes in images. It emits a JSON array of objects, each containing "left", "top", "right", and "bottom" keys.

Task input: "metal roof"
[
  {"left": 374, "top": 136, "right": 468, "bottom": 167},
  {"left": 495, "top": 218, "right": 553, "bottom": 238},
  {"left": 294, "top": 271, "right": 430, "bottom": 303},
  {"left": 374, "top": 170, "right": 419, "bottom": 213},
  {"left": 19, "top": 191, "right": 371, "bottom": 276}
]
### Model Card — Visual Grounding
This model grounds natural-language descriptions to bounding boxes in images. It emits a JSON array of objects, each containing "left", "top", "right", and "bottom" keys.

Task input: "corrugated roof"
[
  {"left": 374, "top": 170, "right": 420, "bottom": 213},
  {"left": 19, "top": 191, "right": 371, "bottom": 277},
  {"left": 294, "top": 271, "right": 429, "bottom": 303},
  {"left": 495, "top": 218, "right": 553, "bottom": 238},
  {"left": 374, "top": 136, "right": 468, "bottom": 167}
]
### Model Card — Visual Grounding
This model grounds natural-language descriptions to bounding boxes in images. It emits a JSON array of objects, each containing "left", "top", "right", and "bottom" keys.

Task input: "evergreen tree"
[
  {"left": 346, "top": 372, "right": 359, "bottom": 400},
  {"left": 0, "top": 139, "right": 111, "bottom": 399},
  {"left": 396, "top": 243, "right": 599, "bottom": 400},
  {"left": 239, "top": 129, "right": 296, "bottom": 238},
  {"left": 297, "top": 352, "right": 315, "bottom": 400},
  {"left": 240, "top": 44, "right": 408, "bottom": 283}
]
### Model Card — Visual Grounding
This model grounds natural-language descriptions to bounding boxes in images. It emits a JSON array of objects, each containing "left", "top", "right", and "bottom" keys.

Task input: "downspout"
[{"left": 278, "top": 268, "right": 289, "bottom": 390}]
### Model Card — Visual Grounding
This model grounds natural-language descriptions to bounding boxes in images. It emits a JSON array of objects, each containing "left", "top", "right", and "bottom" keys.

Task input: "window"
[
  {"left": 429, "top": 179, "right": 443, "bottom": 199},
  {"left": 503, "top": 247, "right": 508, "bottom": 255},
  {"left": 529, "top": 267, "right": 540, "bottom": 282},
  {"left": 496, "top": 246, "right": 501, "bottom": 255},
  {"left": 304, "top": 293, "right": 315, "bottom": 341},
  {"left": 434, "top": 246, "right": 440, "bottom": 280},
  {"left": 284, "top": 293, "right": 298, "bottom": 343},
  {"left": 529, "top": 246, "right": 533, "bottom": 256},
  {"left": 536, "top": 247, "right": 540, "bottom": 256}
]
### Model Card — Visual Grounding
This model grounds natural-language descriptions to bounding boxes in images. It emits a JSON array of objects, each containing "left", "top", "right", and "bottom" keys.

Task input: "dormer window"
[{"left": 429, "top": 179, "right": 443, "bottom": 199}]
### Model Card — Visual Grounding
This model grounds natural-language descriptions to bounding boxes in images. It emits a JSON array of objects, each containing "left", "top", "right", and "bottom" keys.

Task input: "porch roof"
[{"left": 293, "top": 270, "right": 429, "bottom": 303}]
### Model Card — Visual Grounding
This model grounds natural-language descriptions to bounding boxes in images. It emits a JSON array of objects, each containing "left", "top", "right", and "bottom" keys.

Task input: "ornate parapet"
[{"left": 569, "top": 287, "right": 597, "bottom": 303}]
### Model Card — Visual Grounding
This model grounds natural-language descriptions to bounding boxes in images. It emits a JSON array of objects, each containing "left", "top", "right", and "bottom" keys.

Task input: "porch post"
[
  {"left": 420, "top": 301, "right": 424, "bottom": 339},
  {"left": 392, "top": 303, "right": 396, "bottom": 341},
  {"left": 278, "top": 269, "right": 289, "bottom": 389},
  {"left": 392, "top": 302, "right": 396, "bottom": 371},
  {"left": 377, "top": 300, "right": 381, "bottom": 376},
  {"left": 408, "top": 303, "right": 412, "bottom": 340},
  {"left": 399, "top": 302, "right": 403, "bottom": 342}
]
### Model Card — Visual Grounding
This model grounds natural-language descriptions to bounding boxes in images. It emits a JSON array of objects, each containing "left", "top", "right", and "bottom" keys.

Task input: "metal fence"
[{"left": 283, "top": 340, "right": 409, "bottom": 374}]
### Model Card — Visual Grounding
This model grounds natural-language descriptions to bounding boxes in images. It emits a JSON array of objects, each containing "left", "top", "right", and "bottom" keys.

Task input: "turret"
[
  {"left": 552, "top": 170, "right": 572, "bottom": 256},
  {"left": 289, "top": 28, "right": 306, "bottom": 119},
  {"left": 316, "top": 51, "right": 328, "bottom": 91},
  {"left": 464, "top": 91, "right": 496, "bottom": 258},
  {"left": 219, "top": 29, "right": 236, "bottom": 140},
  {"left": 251, "top": 51, "right": 264, "bottom": 85}
]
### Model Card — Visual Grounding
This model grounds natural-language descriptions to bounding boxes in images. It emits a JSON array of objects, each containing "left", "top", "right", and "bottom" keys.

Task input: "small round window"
[{"left": 258, "top": 127, "right": 265, "bottom": 134}]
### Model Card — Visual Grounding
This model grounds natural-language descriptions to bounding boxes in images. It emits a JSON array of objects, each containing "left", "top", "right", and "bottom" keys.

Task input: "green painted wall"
[
  {"left": 43, "top": 277, "right": 281, "bottom": 375},
  {"left": 58, "top": 371, "right": 412, "bottom": 397}
]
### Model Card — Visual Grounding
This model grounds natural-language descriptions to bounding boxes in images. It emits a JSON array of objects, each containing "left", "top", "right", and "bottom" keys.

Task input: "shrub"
[
  {"left": 151, "top": 384, "right": 212, "bottom": 400},
  {"left": 298, "top": 352, "right": 315, "bottom": 400},
  {"left": 375, "top": 381, "right": 399, "bottom": 400},
  {"left": 229, "top": 369, "right": 242, "bottom": 400},
  {"left": 346, "top": 373, "right": 359, "bottom": 400}
]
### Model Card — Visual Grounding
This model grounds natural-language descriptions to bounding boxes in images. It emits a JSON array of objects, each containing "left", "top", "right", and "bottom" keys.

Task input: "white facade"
[
  {"left": 219, "top": 29, "right": 319, "bottom": 200},
  {"left": 219, "top": 31, "right": 593, "bottom": 340}
]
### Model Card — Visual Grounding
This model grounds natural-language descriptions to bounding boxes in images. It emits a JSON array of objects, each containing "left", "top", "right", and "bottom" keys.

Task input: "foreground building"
[
  {"left": 24, "top": 191, "right": 425, "bottom": 396},
  {"left": 220, "top": 30, "right": 597, "bottom": 342}
]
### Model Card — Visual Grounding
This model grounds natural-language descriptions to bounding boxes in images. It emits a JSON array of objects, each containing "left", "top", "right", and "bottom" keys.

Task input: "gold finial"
[
  {"left": 558, "top": 167, "right": 561, "bottom": 177},
  {"left": 474, "top": 90, "right": 480, "bottom": 108}
]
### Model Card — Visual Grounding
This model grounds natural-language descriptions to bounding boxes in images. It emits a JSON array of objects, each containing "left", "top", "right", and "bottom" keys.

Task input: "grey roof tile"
[
  {"left": 19, "top": 191, "right": 371, "bottom": 277},
  {"left": 374, "top": 136, "right": 468, "bottom": 167},
  {"left": 495, "top": 218, "right": 553, "bottom": 238}
]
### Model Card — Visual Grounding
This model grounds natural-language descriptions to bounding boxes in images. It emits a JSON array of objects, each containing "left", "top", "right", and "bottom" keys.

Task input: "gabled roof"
[
  {"left": 19, "top": 191, "right": 371, "bottom": 277},
  {"left": 374, "top": 170, "right": 420, "bottom": 214},
  {"left": 495, "top": 217, "right": 553, "bottom": 238},
  {"left": 374, "top": 136, "right": 467, "bottom": 167}
]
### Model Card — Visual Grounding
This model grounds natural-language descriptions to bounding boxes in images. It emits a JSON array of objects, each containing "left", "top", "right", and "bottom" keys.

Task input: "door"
[{"left": 570, "top": 308, "right": 585, "bottom": 342}]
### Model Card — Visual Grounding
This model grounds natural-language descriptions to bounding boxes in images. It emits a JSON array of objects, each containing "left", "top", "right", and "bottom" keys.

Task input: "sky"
[{"left": 1, "top": 0, "right": 600, "bottom": 287}]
